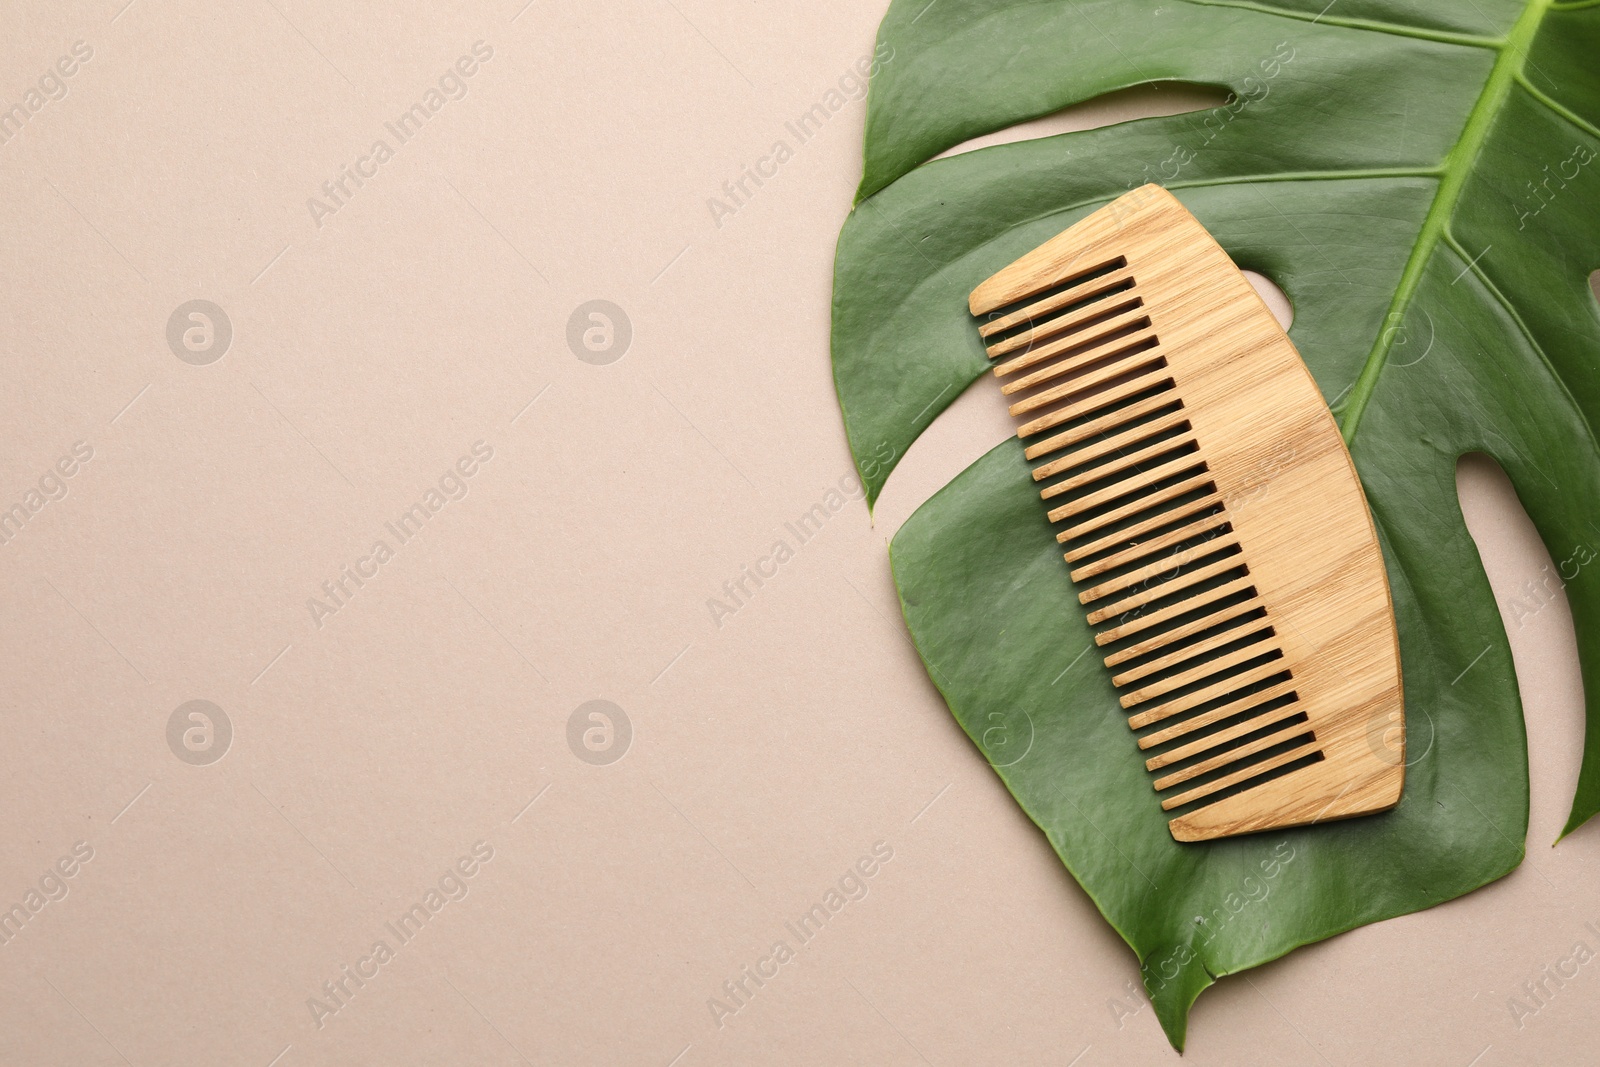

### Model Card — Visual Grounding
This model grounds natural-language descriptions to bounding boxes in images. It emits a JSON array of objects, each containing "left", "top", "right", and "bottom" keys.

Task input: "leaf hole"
[
  {"left": 931, "top": 82, "right": 1232, "bottom": 161},
  {"left": 1456, "top": 452, "right": 1587, "bottom": 841},
  {"left": 1241, "top": 270, "right": 1294, "bottom": 332},
  {"left": 872, "top": 379, "right": 1020, "bottom": 542}
]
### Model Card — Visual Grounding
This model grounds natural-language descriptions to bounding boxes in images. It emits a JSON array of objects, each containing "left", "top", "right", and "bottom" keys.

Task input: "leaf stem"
[{"left": 1337, "top": 0, "right": 1554, "bottom": 444}]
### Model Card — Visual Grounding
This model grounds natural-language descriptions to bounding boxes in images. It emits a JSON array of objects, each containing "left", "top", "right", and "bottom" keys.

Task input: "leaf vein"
[
  {"left": 1177, "top": 0, "right": 1506, "bottom": 48},
  {"left": 1441, "top": 230, "right": 1600, "bottom": 474},
  {"left": 1515, "top": 71, "right": 1600, "bottom": 142}
]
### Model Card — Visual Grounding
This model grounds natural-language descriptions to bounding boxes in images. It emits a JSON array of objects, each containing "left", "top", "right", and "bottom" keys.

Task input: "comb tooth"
[
  {"left": 995, "top": 310, "right": 1154, "bottom": 385},
  {"left": 1117, "top": 640, "right": 1281, "bottom": 710},
  {"left": 1007, "top": 343, "right": 1164, "bottom": 415},
  {"left": 1024, "top": 394, "right": 1184, "bottom": 462},
  {"left": 1078, "top": 538, "right": 1238, "bottom": 605},
  {"left": 1135, "top": 680, "right": 1299, "bottom": 744},
  {"left": 1070, "top": 512, "right": 1228, "bottom": 581},
  {"left": 1093, "top": 575, "right": 1255, "bottom": 645},
  {"left": 1046, "top": 453, "right": 1204, "bottom": 522},
  {"left": 1062, "top": 491, "right": 1223, "bottom": 555},
  {"left": 1083, "top": 554, "right": 1245, "bottom": 626},
  {"left": 1017, "top": 369, "right": 1175, "bottom": 438},
  {"left": 986, "top": 296, "right": 1142, "bottom": 362},
  {"left": 1159, "top": 740, "right": 1322, "bottom": 810},
  {"left": 1124, "top": 660, "right": 1292, "bottom": 727},
  {"left": 1001, "top": 327, "right": 1160, "bottom": 397},
  {"left": 1102, "top": 594, "right": 1262, "bottom": 664},
  {"left": 979, "top": 264, "right": 1134, "bottom": 338},
  {"left": 1143, "top": 698, "right": 1304, "bottom": 769},
  {"left": 986, "top": 293, "right": 1139, "bottom": 360},
  {"left": 1110, "top": 616, "right": 1270, "bottom": 686},
  {"left": 1040, "top": 435, "right": 1197, "bottom": 502},
  {"left": 1056, "top": 472, "right": 1214, "bottom": 541},
  {"left": 1033, "top": 410, "right": 1192, "bottom": 482},
  {"left": 1151, "top": 720, "right": 1316, "bottom": 791}
]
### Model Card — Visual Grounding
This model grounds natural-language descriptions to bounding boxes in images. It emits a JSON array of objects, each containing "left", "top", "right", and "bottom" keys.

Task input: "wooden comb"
[{"left": 968, "top": 185, "right": 1403, "bottom": 843}]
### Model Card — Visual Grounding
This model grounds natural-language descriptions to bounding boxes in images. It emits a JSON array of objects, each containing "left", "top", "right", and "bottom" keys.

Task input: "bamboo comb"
[{"left": 969, "top": 185, "right": 1403, "bottom": 843}]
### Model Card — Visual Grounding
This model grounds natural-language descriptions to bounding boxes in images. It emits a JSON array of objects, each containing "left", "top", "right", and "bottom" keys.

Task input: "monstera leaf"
[{"left": 832, "top": 0, "right": 1600, "bottom": 1049}]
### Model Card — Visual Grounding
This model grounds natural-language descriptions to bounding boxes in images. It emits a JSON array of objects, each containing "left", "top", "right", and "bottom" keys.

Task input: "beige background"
[{"left": 0, "top": 1, "right": 1596, "bottom": 1064}]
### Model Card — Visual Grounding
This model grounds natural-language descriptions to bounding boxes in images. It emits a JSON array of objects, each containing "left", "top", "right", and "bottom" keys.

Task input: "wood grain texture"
[{"left": 968, "top": 185, "right": 1403, "bottom": 843}]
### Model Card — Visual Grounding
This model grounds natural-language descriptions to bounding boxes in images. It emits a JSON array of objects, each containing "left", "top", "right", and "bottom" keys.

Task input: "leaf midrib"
[{"left": 1337, "top": 0, "right": 1554, "bottom": 444}]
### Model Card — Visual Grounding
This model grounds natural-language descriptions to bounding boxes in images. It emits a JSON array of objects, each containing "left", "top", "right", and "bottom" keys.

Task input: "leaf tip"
[{"left": 1557, "top": 801, "right": 1598, "bottom": 844}]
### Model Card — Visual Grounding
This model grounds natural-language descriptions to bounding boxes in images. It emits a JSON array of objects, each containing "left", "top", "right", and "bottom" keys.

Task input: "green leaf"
[{"left": 832, "top": 0, "right": 1600, "bottom": 1049}]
